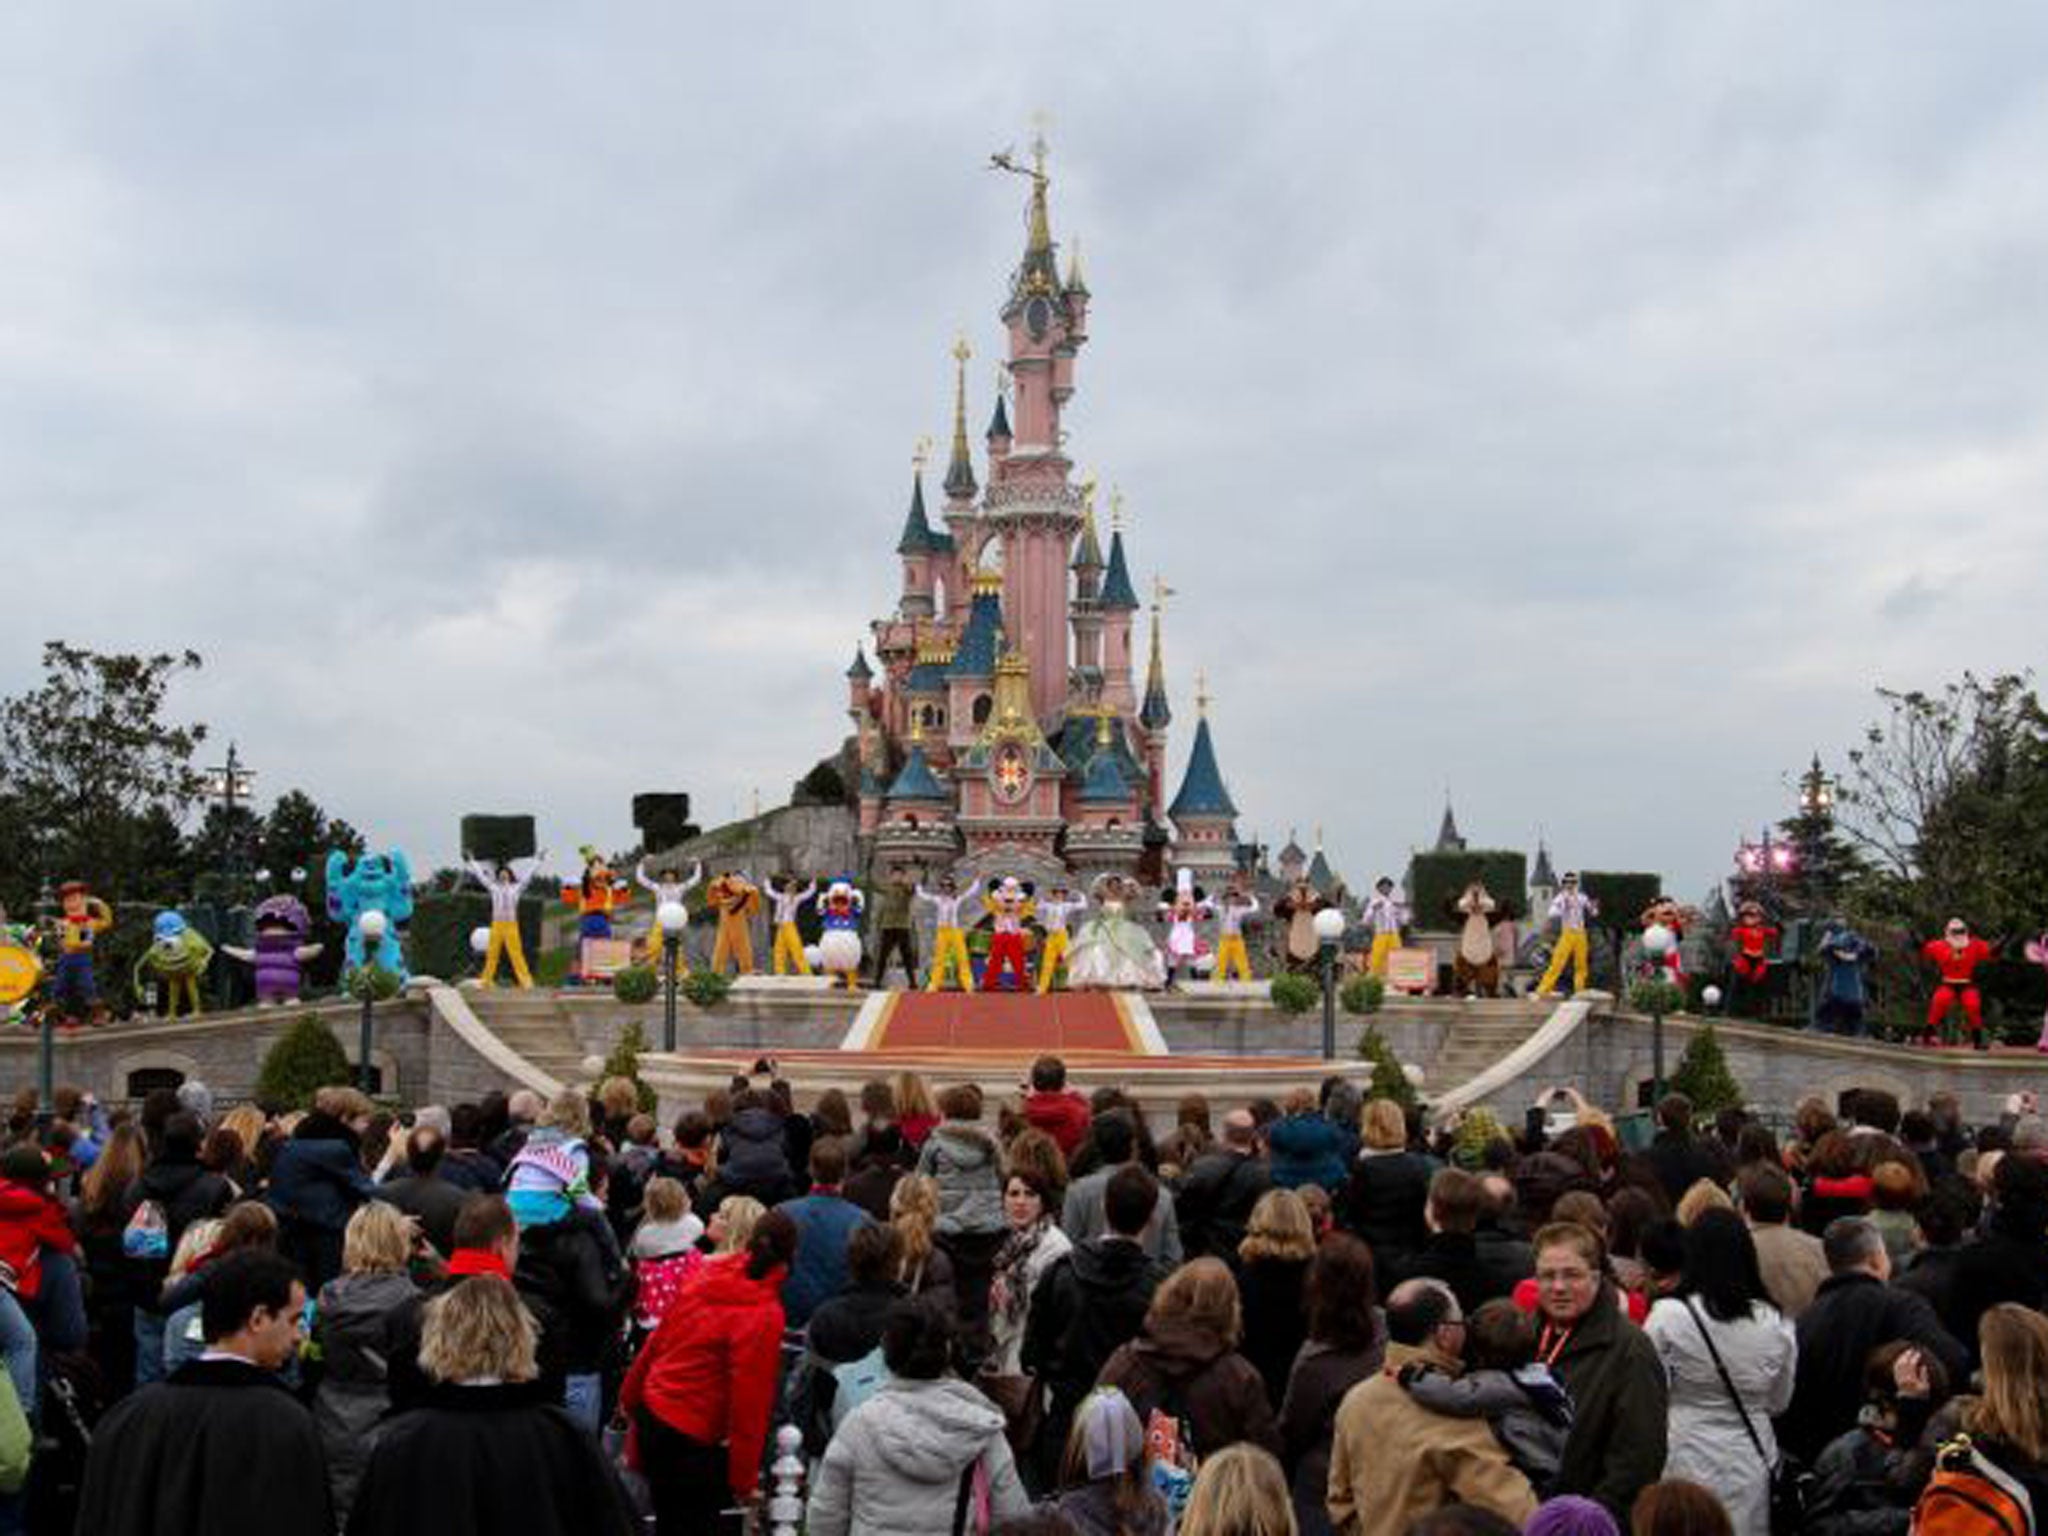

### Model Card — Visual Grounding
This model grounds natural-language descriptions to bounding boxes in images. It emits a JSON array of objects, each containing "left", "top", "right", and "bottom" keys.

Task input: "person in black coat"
[
  {"left": 377, "top": 1126, "right": 469, "bottom": 1257},
  {"left": 1781, "top": 1216, "right": 1970, "bottom": 1462},
  {"left": 78, "top": 1250, "right": 334, "bottom": 1536},
  {"left": 125, "top": 1112, "right": 236, "bottom": 1385},
  {"left": 1340, "top": 1101, "right": 1434, "bottom": 1274},
  {"left": 1941, "top": 1153, "right": 2048, "bottom": 1366},
  {"left": 1397, "top": 1168, "right": 1513, "bottom": 1312},
  {"left": 1175, "top": 1112, "right": 1272, "bottom": 1262},
  {"left": 515, "top": 1202, "right": 634, "bottom": 1432},
  {"left": 266, "top": 1089, "right": 378, "bottom": 1289},
  {"left": 1644, "top": 1092, "right": 1733, "bottom": 1206},
  {"left": 349, "top": 1273, "right": 637, "bottom": 1536}
]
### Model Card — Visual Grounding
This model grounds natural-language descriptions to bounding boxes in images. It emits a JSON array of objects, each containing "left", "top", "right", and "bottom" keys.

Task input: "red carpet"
[{"left": 868, "top": 990, "right": 1140, "bottom": 1055}]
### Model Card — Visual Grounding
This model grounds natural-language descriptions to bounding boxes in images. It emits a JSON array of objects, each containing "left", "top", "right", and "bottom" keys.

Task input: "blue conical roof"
[
  {"left": 1080, "top": 746, "right": 1134, "bottom": 804},
  {"left": 896, "top": 475, "right": 938, "bottom": 556},
  {"left": 1099, "top": 530, "right": 1139, "bottom": 610},
  {"left": 846, "top": 648, "right": 873, "bottom": 681},
  {"left": 1167, "top": 716, "right": 1237, "bottom": 820},
  {"left": 1139, "top": 674, "right": 1172, "bottom": 731},
  {"left": 947, "top": 587, "right": 1005, "bottom": 678},
  {"left": 986, "top": 396, "right": 1011, "bottom": 440},
  {"left": 886, "top": 744, "right": 947, "bottom": 803}
]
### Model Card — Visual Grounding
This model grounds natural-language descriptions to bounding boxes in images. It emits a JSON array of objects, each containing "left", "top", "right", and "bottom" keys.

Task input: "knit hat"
[{"left": 1525, "top": 1495, "right": 1620, "bottom": 1536}]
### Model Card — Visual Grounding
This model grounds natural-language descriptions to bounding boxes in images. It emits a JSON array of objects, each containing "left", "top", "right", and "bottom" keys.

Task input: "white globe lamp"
[
  {"left": 469, "top": 926, "right": 491, "bottom": 956},
  {"left": 657, "top": 900, "right": 689, "bottom": 936},
  {"left": 1641, "top": 923, "right": 1674, "bottom": 959},
  {"left": 1312, "top": 907, "right": 1347, "bottom": 943},
  {"left": 1701, "top": 985, "right": 1724, "bottom": 1009},
  {"left": 359, "top": 910, "right": 389, "bottom": 942}
]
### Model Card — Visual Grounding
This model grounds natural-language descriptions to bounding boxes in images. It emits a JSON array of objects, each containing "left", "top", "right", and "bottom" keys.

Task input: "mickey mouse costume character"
[
  {"left": 1157, "top": 869, "right": 1213, "bottom": 988},
  {"left": 1920, "top": 917, "right": 1996, "bottom": 1049},
  {"left": 981, "top": 876, "right": 1035, "bottom": 992}
]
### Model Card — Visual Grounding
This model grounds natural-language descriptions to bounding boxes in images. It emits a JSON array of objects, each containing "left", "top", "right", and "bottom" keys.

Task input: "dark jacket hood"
[{"left": 1071, "top": 1237, "right": 1160, "bottom": 1293}]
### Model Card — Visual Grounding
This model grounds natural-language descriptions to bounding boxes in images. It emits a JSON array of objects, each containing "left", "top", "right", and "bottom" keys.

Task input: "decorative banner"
[
  {"left": 579, "top": 938, "right": 634, "bottom": 981},
  {"left": 0, "top": 942, "right": 42, "bottom": 1005},
  {"left": 1384, "top": 945, "right": 1437, "bottom": 996}
]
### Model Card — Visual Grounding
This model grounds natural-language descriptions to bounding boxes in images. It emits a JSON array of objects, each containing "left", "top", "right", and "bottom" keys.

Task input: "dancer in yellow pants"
[
  {"left": 1535, "top": 872, "right": 1599, "bottom": 997},
  {"left": 705, "top": 870, "right": 762, "bottom": 976},
  {"left": 1213, "top": 884, "right": 1260, "bottom": 982},
  {"left": 1362, "top": 878, "right": 1409, "bottom": 977},
  {"left": 1034, "top": 885, "right": 1087, "bottom": 993},
  {"left": 767, "top": 876, "right": 817, "bottom": 975},
  {"left": 635, "top": 858, "right": 701, "bottom": 969},
  {"left": 465, "top": 851, "right": 545, "bottom": 988},
  {"left": 917, "top": 875, "right": 981, "bottom": 991}
]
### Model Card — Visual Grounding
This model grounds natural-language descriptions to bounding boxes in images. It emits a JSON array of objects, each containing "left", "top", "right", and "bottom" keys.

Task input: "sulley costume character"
[
  {"left": 327, "top": 848, "right": 413, "bottom": 981},
  {"left": 134, "top": 911, "right": 213, "bottom": 1017},
  {"left": 223, "top": 895, "right": 323, "bottom": 1005},
  {"left": 816, "top": 878, "right": 865, "bottom": 991},
  {"left": 1921, "top": 917, "right": 1995, "bottom": 1049}
]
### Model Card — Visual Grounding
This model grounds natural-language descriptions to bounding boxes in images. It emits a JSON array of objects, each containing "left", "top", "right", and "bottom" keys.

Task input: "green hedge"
[
  {"left": 1340, "top": 974, "right": 1385, "bottom": 1015},
  {"left": 1579, "top": 872, "right": 1662, "bottom": 933},
  {"left": 633, "top": 794, "right": 698, "bottom": 853},
  {"left": 1406, "top": 849, "right": 1529, "bottom": 924},
  {"left": 460, "top": 815, "right": 537, "bottom": 863},
  {"left": 406, "top": 890, "right": 543, "bottom": 981},
  {"left": 1269, "top": 974, "right": 1319, "bottom": 1013},
  {"left": 254, "top": 1014, "right": 353, "bottom": 1110},
  {"left": 613, "top": 965, "right": 658, "bottom": 1004}
]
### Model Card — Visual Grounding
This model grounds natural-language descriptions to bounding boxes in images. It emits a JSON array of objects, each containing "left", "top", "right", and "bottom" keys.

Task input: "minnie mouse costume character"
[
  {"left": 1921, "top": 917, "right": 1995, "bottom": 1049},
  {"left": 1157, "top": 869, "right": 1213, "bottom": 988}
]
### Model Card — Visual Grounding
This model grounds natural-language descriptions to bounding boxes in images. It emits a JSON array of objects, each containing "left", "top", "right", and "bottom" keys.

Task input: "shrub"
[
  {"left": 632, "top": 793, "right": 697, "bottom": 853},
  {"left": 612, "top": 965, "right": 658, "bottom": 1005},
  {"left": 344, "top": 965, "right": 403, "bottom": 1002},
  {"left": 1407, "top": 849, "right": 1530, "bottom": 924},
  {"left": 602, "top": 1021, "right": 659, "bottom": 1113},
  {"left": 1340, "top": 974, "right": 1385, "bottom": 1015},
  {"left": 1579, "top": 873, "right": 1663, "bottom": 934},
  {"left": 1668, "top": 1023, "right": 1743, "bottom": 1118},
  {"left": 458, "top": 814, "right": 536, "bottom": 863},
  {"left": 1452, "top": 1108, "right": 1509, "bottom": 1170},
  {"left": 407, "top": 890, "right": 543, "bottom": 982},
  {"left": 682, "top": 970, "right": 733, "bottom": 1008},
  {"left": 1627, "top": 977, "right": 1686, "bottom": 1016},
  {"left": 1355, "top": 1026, "right": 1417, "bottom": 1108},
  {"left": 254, "top": 1013, "right": 353, "bottom": 1110},
  {"left": 1269, "top": 973, "right": 1319, "bottom": 1014}
]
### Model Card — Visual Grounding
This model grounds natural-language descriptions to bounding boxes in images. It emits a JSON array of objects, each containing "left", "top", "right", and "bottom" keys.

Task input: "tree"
[
  {"left": 1668, "top": 1024, "right": 1743, "bottom": 1118},
  {"left": 0, "top": 643, "right": 209, "bottom": 908},
  {"left": 253, "top": 1014, "right": 353, "bottom": 1110}
]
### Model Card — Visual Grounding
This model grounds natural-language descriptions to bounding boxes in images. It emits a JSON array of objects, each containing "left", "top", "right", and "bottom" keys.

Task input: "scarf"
[
  {"left": 447, "top": 1249, "right": 512, "bottom": 1281},
  {"left": 993, "top": 1215, "right": 1052, "bottom": 1328}
]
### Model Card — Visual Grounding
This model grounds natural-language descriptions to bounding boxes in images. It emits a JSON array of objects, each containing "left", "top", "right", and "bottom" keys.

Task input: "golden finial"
[
  {"left": 1065, "top": 233, "right": 1086, "bottom": 291},
  {"left": 1150, "top": 574, "right": 1176, "bottom": 613},
  {"left": 1109, "top": 485, "right": 1125, "bottom": 531},
  {"left": 912, "top": 435, "right": 933, "bottom": 474},
  {"left": 1195, "top": 669, "right": 1210, "bottom": 718},
  {"left": 1078, "top": 469, "right": 1097, "bottom": 510},
  {"left": 952, "top": 333, "right": 971, "bottom": 367},
  {"left": 1095, "top": 707, "right": 1114, "bottom": 748}
]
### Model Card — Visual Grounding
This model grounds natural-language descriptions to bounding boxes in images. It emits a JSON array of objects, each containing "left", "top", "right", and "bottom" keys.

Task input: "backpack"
[
  {"left": 830, "top": 1345, "right": 889, "bottom": 1432},
  {"left": 1914, "top": 1433, "right": 2036, "bottom": 1536},
  {"left": 122, "top": 1200, "right": 169, "bottom": 1261}
]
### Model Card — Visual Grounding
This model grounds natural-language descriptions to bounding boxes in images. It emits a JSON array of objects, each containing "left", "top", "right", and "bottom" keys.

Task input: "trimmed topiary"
[
  {"left": 459, "top": 814, "right": 536, "bottom": 863},
  {"left": 1627, "top": 977, "right": 1686, "bottom": 1016},
  {"left": 681, "top": 970, "right": 732, "bottom": 1008},
  {"left": 1340, "top": 974, "right": 1386, "bottom": 1015},
  {"left": 1355, "top": 1025, "right": 1418, "bottom": 1109},
  {"left": 1669, "top": 1023, "right": 1744, "bottom": 1118},
  {"left": 344, "top": 965, "right": 403, "bottom": 1002},
  {"left": 1406, "top": 849, "right": 1530, "bottom": 924},
  {"left": 1269, "top": 973, "right": 1319, "bottom": 1014},
  {"left": 254, "top": 1013, "right": 353, "bottom": 1111},
  {"left": 601, "top": 1021, "right": 660, "bottom": 1113},
  {"left": 612, "top": 965, "right": 658, "bottom": 1005},
  {"left": 1452, "top": 1107, "right": 1510, "bottom": 1170}
]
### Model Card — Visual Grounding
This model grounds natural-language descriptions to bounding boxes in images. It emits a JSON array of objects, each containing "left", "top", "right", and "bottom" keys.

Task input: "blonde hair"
[
  {"left": 1676, "top": 1178, "right": 1734, "bottom": 1228},
  {"left": 1178, "top": 1444, "right": 1297, "bottom": 1536},
  {"left": 1239, "top": 1188, "right": 1317, "bottom": 1263},
  {"left": 893, "top": 1070, "right": 935, "bottom": 1122},
  {"left": 713, "top": 1195, "right": 766, "bottom": 1254},
  {"left": 314, "top": 1086, "right": 373, "bottom": 1122},
  {"left": 419, "top": 1276, "right": 539, "bottom": 1385},
  {"left": 891, "top": 1173, "right": 940, "bottom": 1272},
  {"left": 540, "top": 1088, "right": 591, "bottom": 1139},
  {"left": 218, "top": 1104, "right": 268, "bottom": 1161},
  {"left": 1145, "top": 1257, "right": 1242, "bottom": 1350},
  {"left": 643, "top": 1176, "right": 689, "bottom": 1225},
  {"left": 1361, "top": 1099, "right": 1407, "bottom": 1152},
  {"left": 1971, "top": 1304, "right": 2048, "bottom": 1463},
  {"left": 167, "top": 1218, "right": 224, "bottom": 1285},
  {"left": 343, "top": 1201, "right": 414, "bottom": 1274},
  {"left": 597, "top": 1077, "right": 639, "bottom": 1121}
]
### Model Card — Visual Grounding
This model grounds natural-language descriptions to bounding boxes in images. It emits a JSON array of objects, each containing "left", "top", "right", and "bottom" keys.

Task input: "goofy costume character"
[
  {"left": 1213, "top": 882, "right": 1260, "bottom": 983},
  {"left": 917, "top": 875, "right": 981, "bottom": 991},
  {"left": 1034, "top": 884, "right": 1087, "bottom": 994},
  {"left": 1921, "top": 918, "right": 1995, "bottom": 1048},
  {"left": 767, "top": 876, "right": 817, "bottom": 977},
  {"left": 562, "top": 851, "right": 632, "bottom": 941},
  {"left": 982, "top": 877, "right": 1035, "bottom": 992},
  {"left": 1362, "top": 878, "right": 1408, "bottom": 978}
]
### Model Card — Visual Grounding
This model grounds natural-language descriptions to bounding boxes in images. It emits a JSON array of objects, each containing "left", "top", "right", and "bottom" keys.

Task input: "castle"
[{"left": 844, "top": 142, "right": 1240, "bottom": 888}]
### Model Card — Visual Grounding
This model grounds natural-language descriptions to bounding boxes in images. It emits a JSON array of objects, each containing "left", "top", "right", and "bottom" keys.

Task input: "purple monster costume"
[{"left": 226, "top": 895, "right": 323, "bottom": 1004}]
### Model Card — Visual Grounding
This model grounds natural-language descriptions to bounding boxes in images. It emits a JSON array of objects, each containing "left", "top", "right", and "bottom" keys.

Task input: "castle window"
[{"left": 972, "top": 694, "right": 992, "bottom": 726}]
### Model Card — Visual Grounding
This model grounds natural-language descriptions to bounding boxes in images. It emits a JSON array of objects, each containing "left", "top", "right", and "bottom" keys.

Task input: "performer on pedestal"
[
  {"left": 918, "top": 874, "right": 981, "bottom": 992},
  {"left": 1212, "top": 876, "right": 1259, "bottom": 984},
  {"left": 767, "top": 875, "right": 818, "bottom": 977},
  {"left": 1920, "top": 917, "right": 1996, "bottom": 1050},
  {"left": 1452, "top": 881, "right": 1500, "bottom": 998},
  {"left": 981, "top": 876, "right": 1035, "bottom": 992},
  {"left": 1814, "top": 918, "right": 1876, "bottom": 1036},
  {"left": 1067, "top": 874, "right": 1167, "bottom": 990},
  {"left": 1726, "top": 899, "right": 1781, "bottom": 1014},
  {"left": 1034, "top": 881, "right": 1087, "bottom": 994},
  {"left": 1157, "top": 870, "right": 1213, "bottom": 989},
  {"left": 1535, "top": 872, "right": 1598, "bottom": 999},
  {"left": 1361, "top": 877, "right": 1408, "bottom": 978},
  {"left": 51, "top": 881, "right": 113, "bottom": 1026},
  {"left": 634, "top": 858, "right": 702, "bottom": 968},
  {"left": 704, "top": 870, "right": 762, "bottom": 977},
  {"left": 465, "top": 848, "right": 545, "bottom": 988}
]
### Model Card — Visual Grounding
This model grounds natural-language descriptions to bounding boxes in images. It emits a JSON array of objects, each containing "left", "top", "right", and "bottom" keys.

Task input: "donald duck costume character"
[{"left": 817, "top": 878, "right": 865, "bottom": 991}]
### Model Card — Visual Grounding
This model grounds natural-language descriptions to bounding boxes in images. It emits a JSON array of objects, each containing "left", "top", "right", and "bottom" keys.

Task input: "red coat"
[
  {"left": 1023, "top": 1091, "right": 1092, "bottom": 1157},
  {"left": 0, "top": 1182, "right": 77, "bottom": 1298},
  {"left": 619, "top": 1252, "right": 786, "bottom": 1498},
  {"left": 1923, "top": 937, "right": 1993, "bottom": 985}
]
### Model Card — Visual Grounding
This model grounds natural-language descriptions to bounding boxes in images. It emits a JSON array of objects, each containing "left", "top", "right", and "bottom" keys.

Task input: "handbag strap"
[
  {"left": 1682, "top": 1298, "right": 1773, "bottom": 1466},
  {"left": 952, "top": 1461, "right": 975, "bottom": 1536}
]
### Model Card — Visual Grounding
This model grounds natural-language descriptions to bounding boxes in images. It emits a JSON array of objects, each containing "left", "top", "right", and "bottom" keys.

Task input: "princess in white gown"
[{"left": 1066, "top": 874, "right": 1167, "bottom": 990}]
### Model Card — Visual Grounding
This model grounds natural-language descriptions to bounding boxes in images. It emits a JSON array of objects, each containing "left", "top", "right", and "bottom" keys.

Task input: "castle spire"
[
  {"left": 944, "top": 334, "right": 977, "bottom": 500},
  {"left": 1064, "top": 233, "right": 1088, "bottom": 296},
  {"left": 1140, "top": 577, "right": 1173, "bottom": 731}
]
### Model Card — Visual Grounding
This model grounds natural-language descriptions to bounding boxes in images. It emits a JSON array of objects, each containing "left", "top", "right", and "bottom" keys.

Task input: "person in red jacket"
[
  {"left": 1921, "top": 917, "right": 1997, "bottom": 1049},
  {"left": 0, "top": 1144, "right": 79, "bottom": 1301},
  {"left": 621, "top": 1208, "right": 798, "bottom": 1534},
  {"left": 1021, "top": 1055, "right": 1091, "bottom": 1157}
]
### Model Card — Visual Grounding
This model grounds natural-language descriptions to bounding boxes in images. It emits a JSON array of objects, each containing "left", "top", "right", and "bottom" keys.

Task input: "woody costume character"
[
  {"left": 1920, "top": 918, "right": 1995, "bottom": 1049},
  {"left": 52, "top": 881, "right": 112, "bottom": 1024},
  {"left": 1535, "top": 873, "right": 1598, "bottom": 998}
]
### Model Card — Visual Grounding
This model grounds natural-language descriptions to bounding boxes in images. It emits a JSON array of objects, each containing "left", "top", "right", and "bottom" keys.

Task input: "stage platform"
[{"left": 841, "top": 988, "right": 1168, "bottom": 1056}]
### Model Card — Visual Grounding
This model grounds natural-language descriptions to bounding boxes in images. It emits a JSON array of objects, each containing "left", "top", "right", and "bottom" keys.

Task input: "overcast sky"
[{"left": 5, "top": 4, "right": 2047, "bottom": 902}]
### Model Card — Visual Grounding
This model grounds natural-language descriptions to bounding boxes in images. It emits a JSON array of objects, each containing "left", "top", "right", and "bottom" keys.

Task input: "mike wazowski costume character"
[
  {"left": 52, "top": 881, "right": 114, "bottom": 1024},
  {"left": 463, "top": 849, "right": 545, "bottom": 989},
  {"left": 816, "top": 878, "right": 865, "bottom": 991},
  {"left": 327, "top": 848, "right": 413, "bottom": 982},
  {"left": 133, "top": 911, "right": 214, "bottom": 1017},
  {"left": 222, "top": 895, "right": 324, "bottom": 1005}
]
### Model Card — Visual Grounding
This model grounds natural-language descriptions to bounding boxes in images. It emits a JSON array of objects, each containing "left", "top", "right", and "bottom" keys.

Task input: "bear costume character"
[{"left": 1452, "top": 881, "right": 1501, "bottom": 997}]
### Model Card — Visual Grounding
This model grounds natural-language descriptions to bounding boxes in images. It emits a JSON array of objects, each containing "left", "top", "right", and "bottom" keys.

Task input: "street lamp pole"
[
  {"left": 1313, "top": 907, "right": 1347, "bottom": 1061},
  {"left": 204, "top": 744, "right": 257, "bottom": 902},
  {"left": 1642, "top": 921, "right": 1676, "bottom": 1102},
  {"left": 358, "top": 910, "right": 387, "bottom": 1094},
  {"left": 658, "top": 901, "right": 688, "bottom": 1054}
]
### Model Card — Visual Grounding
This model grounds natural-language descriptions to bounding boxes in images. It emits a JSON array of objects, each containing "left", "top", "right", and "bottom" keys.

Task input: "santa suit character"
[
  {"left": 1535, "top": 875, "right": 1599, "bottom": 998},
  {"left": 704, "top": 871, "right": 762, "bottom": 977},
  {"left": 918, "top": 876, "right": 982, "bottom": 992},
  {"left": 1921, "top": 918, "right": 1995, "bottom": 1048},
  {"left": 981, "top": 878, "right": 1035, "bottom": 993},
  {"left": 767, "top": 877, "right": 817, "bottom": 977},
  {"left": 1034, "top": 887, "right": 1087, "bottom": 995},
  {"left": 634, "top": 859, "right": 702, "bottom": 968},
  {"left": 1213, "top": 887, "right": 1260, "bottom": 984},
  {"left": 816, "top": 880, "right": 864, "bottom": 991},
  {"left": 1157, "top": 872, "right": 1213, "bottom": 988},
  {"left": 1362, "top": 879, "right": 1408, "bottom": 977}
]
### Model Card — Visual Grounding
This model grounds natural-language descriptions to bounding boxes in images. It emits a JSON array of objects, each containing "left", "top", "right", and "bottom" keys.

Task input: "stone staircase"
[
  {"left": 1425, "top": 1006, "right": 1548, "bottom": 1096},
  {"left": 462, "top": 992, "right": 592, "bottom": 1088}
]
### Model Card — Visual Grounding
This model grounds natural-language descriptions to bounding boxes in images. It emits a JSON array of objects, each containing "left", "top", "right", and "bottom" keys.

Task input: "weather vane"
[
  {"left": 1150, "top": 574, "right": 1176, "bottom": 612},
  {"left": 912, "top": 435, "right": 934, "bottom": 473},
  {"left": 1195, "top": 669, "right": 1211, "bottom": 717},
  {"left": 1110, "top": 485, "right": 1125, "bottom": 530}
]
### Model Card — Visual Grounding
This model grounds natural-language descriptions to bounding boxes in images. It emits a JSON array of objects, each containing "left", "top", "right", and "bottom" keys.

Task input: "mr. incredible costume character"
[
  {"left": 1535, "top": 873, "right": 1599, "bottom": 998},
  {"left": 982, "top": 877, "right": 1036, "bottom": 993},
  {"left": 704, "top": 871, "right": 762, "bottom": 977},
  {"left": 134, "top": 911, "right": 214, "bottom": 1017},
  {"left": 52, "top": 881, "right": 113, "bottom": 1024},
  {"left": 1921, "top": 918, "right": 1996, "bottom": 1048}
]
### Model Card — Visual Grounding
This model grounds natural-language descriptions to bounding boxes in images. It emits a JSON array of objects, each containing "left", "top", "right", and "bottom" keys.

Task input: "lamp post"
[
  {"left": 658, "top": 900, "right": 688, "bottom": 1053},
  {"left": 1313, "top": 906, "right": 1347, "bottom": 1061},
  {"left": 202, "top": 743, "right": 257, "bottom": 901},
  {"left": 357, "top": 909, "right": 387, "bottom": 1095},
  {"left": 1642, "top": 921, "right": 1675, "bottom": 1102}
]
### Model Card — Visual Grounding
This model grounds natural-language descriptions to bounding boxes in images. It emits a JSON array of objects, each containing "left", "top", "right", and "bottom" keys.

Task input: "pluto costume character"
[
  {"left": 223, "top": 895, "right": 323, "bottom": 1005},
  {"left": 704, "top": 871, "right": 762, "bottom": 977},
  {"left": 327, "top": 849, "right": 414, "bottom": 982},
  {"left": 134, "top": 911, "right": 213, "bottom": 1017},
  {"left": 981, "top": 877, "right": 1035, "bottom": 993},
  {"left": 817, "top": 879, "right": 865, "bottom": 991}
]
